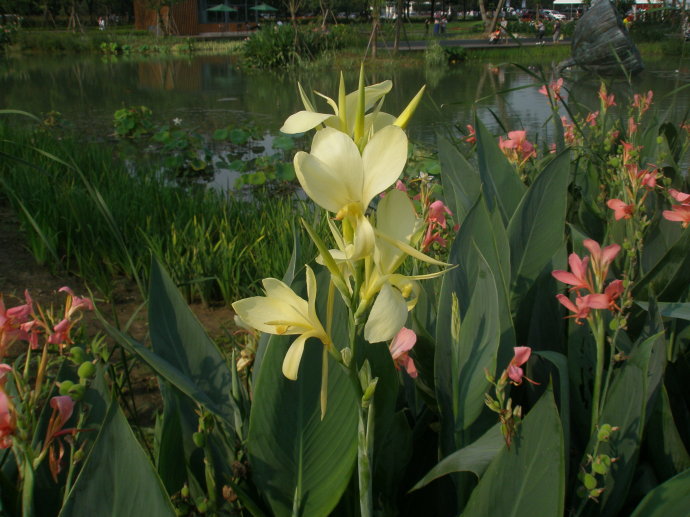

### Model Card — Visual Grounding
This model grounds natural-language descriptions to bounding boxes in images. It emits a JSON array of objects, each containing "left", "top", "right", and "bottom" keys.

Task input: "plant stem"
[{"left": 590, "top": 313, "right": 606, "bottom": 435}]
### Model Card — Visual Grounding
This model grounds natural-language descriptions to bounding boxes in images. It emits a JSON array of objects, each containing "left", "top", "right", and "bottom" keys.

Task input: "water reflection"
[{"left": 1, "top": 53, "right": 689, "bottom": 147}]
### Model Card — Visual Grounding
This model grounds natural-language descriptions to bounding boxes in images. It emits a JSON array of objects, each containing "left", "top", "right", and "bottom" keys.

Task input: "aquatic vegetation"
[{"left": 2, "top": 65, "right": 690, "bottom": 516}]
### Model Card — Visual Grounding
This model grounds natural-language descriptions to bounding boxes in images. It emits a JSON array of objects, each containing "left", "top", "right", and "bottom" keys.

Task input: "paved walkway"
[{"left": 379, "top": 37, "right": 570, "bottom": 51}]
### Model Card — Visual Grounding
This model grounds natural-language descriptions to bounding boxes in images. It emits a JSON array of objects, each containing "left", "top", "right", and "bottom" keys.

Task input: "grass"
[{"left": 0, "top": 121, "right": 323, "bottom": 306}]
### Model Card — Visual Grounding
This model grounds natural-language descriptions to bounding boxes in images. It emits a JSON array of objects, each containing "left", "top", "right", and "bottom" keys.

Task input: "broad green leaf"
[
  {"left": 581, "top": 331, "right": 665, "bottom": 516},
  {"left": 59, "top": 400, "right": 176, "bottom": 517},
  {"left": 534, "top": 351, "right": 570, "bottom": 469},
  {"left": 629, "top": 467, "right": 690, "bottom": 517},
  {"left": 461, "top": 386, "right": 565, "bottom": 517},
  {"left": 636, "top": 221, "right": 690, "bottom": 301},
  {"left": 507, "top": 151, "right": 570, "bottom": 314},
  {"left": 451, "top": 243, "right": 500, "bottom": 436},
  {"left": 147, "top": 257, "right": 237, "bottom": 425},
  {"left": 636, "top": 301, "right": 690, "bottom": 321},
  {"left": 247, "top": 269, "right": 357, "bottom": 517},
  {"left": 247, "top": 338, "right": 357, "bottom": 517},
  {"left": 436, "top": 198, "right": 509, "bottom": 454},
  {"left": 646, "top": 385, "right": 690, "bottom": 479},
  {"left": 411, "top": 423, "right": 503, "bottom": 491},
  {"left": 474, "top": 115, "right": 526, "bottom": 225},
  {"left": 437, "top": 134, "right": 481, "bottom": 227}
]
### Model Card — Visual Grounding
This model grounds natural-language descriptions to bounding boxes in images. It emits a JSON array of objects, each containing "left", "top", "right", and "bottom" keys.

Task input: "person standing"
[
  {"left": 552, "top": 19, "right": 561, "bottom": 43},
  {"left": 535, "top": 19, "right": 545, "bottom": 44},
  {"left": 433, "top": 17, "right": 440, "bottom": 36}
]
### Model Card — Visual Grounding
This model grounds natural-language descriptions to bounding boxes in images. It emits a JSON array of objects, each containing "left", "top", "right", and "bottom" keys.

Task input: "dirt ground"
[{"left": 0, "top": 199, "right": 238, "bottom": 423}]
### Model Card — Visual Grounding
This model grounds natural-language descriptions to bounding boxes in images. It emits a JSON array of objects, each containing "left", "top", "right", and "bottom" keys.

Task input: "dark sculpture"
[{"left": 559, "top": 0, "right": 644, "bottom": 75}]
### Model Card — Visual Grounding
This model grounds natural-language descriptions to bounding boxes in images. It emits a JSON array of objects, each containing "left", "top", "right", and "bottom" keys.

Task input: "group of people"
[
  {"left": 425, "top": 16, "right": 448, "bottom": 36},
  {"left": 490, "top": 17, "right": 561, "bottom": 45}
]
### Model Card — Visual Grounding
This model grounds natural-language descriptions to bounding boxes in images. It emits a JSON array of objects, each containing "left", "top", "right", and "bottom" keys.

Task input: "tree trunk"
[
  {"left": 487, "top": 0, "right": 506, "bottom": 33},
  {"left": 393, "top": 0, "right": 403, "bottom": 51}
]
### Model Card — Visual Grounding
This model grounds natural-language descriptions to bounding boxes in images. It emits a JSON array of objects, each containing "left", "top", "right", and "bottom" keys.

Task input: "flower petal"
[
  {"left": 282, "top": 332, "right": 314, "bottom": 380},
  {"left": 281, "top": 111, "right": 336, "bottom": 134},
  {"left": 364, "top": 283, "right": 408, "bottom": 343},
  {"left": 361, "top": 125, "right": 408, "bottom": 207}
]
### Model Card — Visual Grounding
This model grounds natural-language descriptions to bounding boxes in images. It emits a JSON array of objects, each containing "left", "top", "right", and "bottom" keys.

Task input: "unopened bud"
[
  {"left": 59, "top": 380, "right": 74, "bottom": 396},
  {"left": 77, "top": 361, "right": 96, "bottom": 380},
  {"left": 69, "top": 347, "right": 85, "bottom": 364},
  {"left": 583, "top": 473, "right": 597, "bottom": 490},
  {"left": 341, "top": 348, "right": 352, "bottom": 367},
  {"left": 362, "top": 378, "right": 378, "bottom": 406},
  {"left": 192, "top": 431, "right": 206, "bottom": 448},
  {"left": 68, "top": 383, "right": 85, "bottom": 401}
]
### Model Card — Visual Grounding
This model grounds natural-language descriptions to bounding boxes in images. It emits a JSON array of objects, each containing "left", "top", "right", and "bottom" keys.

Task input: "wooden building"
[{"left": 134, "top": 0, "right": 259, "bottom": 36}]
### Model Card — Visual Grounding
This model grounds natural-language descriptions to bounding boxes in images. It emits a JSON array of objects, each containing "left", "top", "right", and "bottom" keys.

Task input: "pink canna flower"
[
  {"left": 538, "top": 78, "right": 564, "bottom": 100},
  {"left": 465, "top": 124, "right": 476, "bottom": 144},
  {"left": 552, "top": 253, "right": 592, "bottom": 293},
  {"left": 556, "top": 294, "right": 597, "bottom": 324},
  {"left": 58, "top": 287, "right": 94, "bottom": 318},
  {"left": 48, "top": 319, "right": 72, "bottom": 347},
  {"left": 506, "top": 346, "right": 538, "bottom": 386},
  {"left": 428, "top": 200, "right": 453, "bottom": 229},
  {"left": 499, "top": 130, "right": 537, "bottom": 165},
  {"left": 586, "top": 111, "right": 599, "bottom": 126},
  {"left": 627, "top": 117, "right": 638, "bottom": 135},
  {"left": 603, "top": 279, "right": 624, "bottom": 310},
  {"left": 669, "top": 189, "right": 690, "bottom": 204},
  {"left": 583, "top": 239, "right": 620, "bottom": 277},
  {"left": 0, "top": 389, "right": 14, "bottom": 449},
  {"left": 607, "top": 198, "right": 634, "bottom": 220},
  {"left": 45, "top": 395, "right": 76, "bottom": 481},
  {"left": 389, "top": 327, "right": 418, "bottom": 378},
  {"left": 663, "top": 205, "right": 690, "bottom": 227},
  {"left": 598, "top": 84, "right": 616, "bottom": 108},
  {"left": 0, "top": 365, "right": 11, "bottom": 387},
  {"left": 0, "top": 290, "right": 34, "bottom": 351},
  {"left": 632, "top": 90, "right": 653, "bottom": 114}
]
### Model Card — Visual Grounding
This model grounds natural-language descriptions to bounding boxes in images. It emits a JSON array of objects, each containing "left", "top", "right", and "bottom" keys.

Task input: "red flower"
[
  {"left": 607, "top": 198, "right": 634, "bottom": 220},
  {"left": 389, "top": 327, "right": 418, "bottom": 378},
  {"left": 506, "top": 346, "right": 538, "bottom": 386},
  {"left": 663, "top": 205, "right": 690, "bottom": 228}
]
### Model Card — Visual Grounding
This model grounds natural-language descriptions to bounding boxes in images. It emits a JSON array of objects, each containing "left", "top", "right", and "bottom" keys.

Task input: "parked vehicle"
[{"left": 542, "top": 9, "right": 567, "bottom": 20}]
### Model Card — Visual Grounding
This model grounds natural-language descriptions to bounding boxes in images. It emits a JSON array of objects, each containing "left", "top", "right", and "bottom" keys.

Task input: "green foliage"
[
  {"left": 242, "top": 25, "right": 345, "bottom": 68},
  {"left": 0, "top": 121, "right": 322, "bottom": 304},
  {"left": 424, "top": 39, "right": 446, "bottom": 67},
  {"left": 113, "top": 105, "right": 154, "bottom": 138}
]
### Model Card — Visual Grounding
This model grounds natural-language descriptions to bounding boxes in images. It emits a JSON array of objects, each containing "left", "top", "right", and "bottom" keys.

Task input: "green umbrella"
[
  {"left": 207, "top": 4, "right": 238, "bottom": 12},
  {"left": 249, "top": 3, "right": 278, "bottom": 11}
]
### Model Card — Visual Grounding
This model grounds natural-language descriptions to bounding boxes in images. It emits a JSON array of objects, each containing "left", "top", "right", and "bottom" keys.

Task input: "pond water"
[{"left": 2, "top": 52, "right": 690, "bottom": 174}]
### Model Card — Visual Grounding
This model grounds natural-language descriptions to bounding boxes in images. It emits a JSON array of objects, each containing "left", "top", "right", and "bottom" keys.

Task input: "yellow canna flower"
[
  {"left": 280, "top": 68, "right": 425, "bottom": 143},
  {"left": 231, "top": 266, "right": 330, "bottom": 380},
  {"left": 294, "top": 125, "right": 408, "bottom": 260},
  {"left": 360, "top": 189, "right": 451, "bottom": 342}
]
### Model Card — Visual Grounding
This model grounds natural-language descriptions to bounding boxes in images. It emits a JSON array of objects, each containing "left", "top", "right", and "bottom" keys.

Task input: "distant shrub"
[{"left": 243, "top": 24, "right": 344, "bottom": 68}]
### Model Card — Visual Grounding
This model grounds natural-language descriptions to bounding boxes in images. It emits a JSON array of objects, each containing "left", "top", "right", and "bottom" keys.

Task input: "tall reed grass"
[{"left": 0, "top": 122, "right": 321, "bottom": 305}]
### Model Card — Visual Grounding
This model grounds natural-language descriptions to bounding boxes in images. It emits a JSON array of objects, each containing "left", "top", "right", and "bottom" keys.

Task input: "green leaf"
[
  {"left": 411, "top": 423, "right": 503, "bottom": 491},
  {"left": 59, "top": 400, "right": 176, "bottom": 517},
  {"left": 636, "top": 221, "right": 690, "bottom": 301},
  {"left": 507, "top": 151, "right": 570, "bottom": 314},
  {"left": 636, "top": 301, "right": 690, "bottom": 320},
  {"left": 630, "top": 467, "right": 690, "bottom": 517},
  {"left": 474, "top": 115, "right": 526, "bottom": 226},
  {"left": 646, "top": 385, "right": 690, "bottom": 480},
  {"left": 451, "top": 243, "right": 500, "bottom": 435},
  {"left": 583, "top": 331, "right": 666, "bottom": 516},
  {"left": 437, "top": 134, "right": 481, "bottom": 227},
  {"left": 272, "top": 134, "right": 295, "bottom": 151},
  {"left": 461, "top": 386, "right": 565, "bottom": 517},
  {"left": 247, "top": 338, "right": 358, "bottom": 517},
  {"left": 147, "top": 257, "right": 238, "bottom": 425}
]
